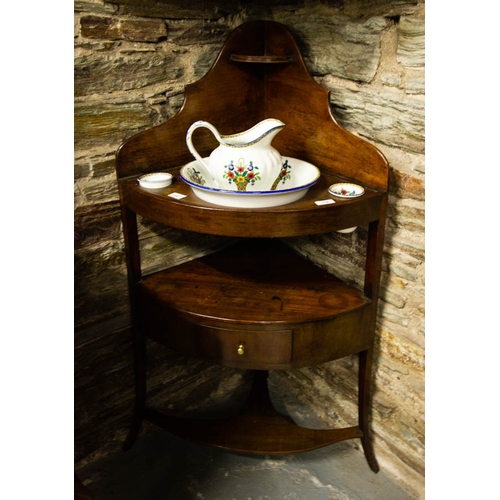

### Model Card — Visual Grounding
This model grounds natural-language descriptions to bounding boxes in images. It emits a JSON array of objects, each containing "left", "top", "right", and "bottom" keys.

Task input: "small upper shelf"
[{"left": 229, "top": 54, "right": 294, "bottom": 63}]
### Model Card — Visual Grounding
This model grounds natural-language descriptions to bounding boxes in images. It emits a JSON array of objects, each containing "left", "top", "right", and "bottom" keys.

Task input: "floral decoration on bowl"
[
  {"left": 186, "top": 168, "right": 206, "bottom": 186},
  {"left": 179, "top": 156, "right": 320, "bottom": 209},
  {"left": 328, "top": 183, "right": 365, "bottom": 198},
  {"left": 188, "top": 159, "right": 293, "bottom": 192}
]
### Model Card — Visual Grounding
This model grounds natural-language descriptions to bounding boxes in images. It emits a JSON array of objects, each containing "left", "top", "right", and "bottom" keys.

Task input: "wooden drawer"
[
  {"left": 144, "top": 313, "right": 293, "bottom": 369},
  {"left": 197, "top": 326, "right": 293, "bottom": 369}
]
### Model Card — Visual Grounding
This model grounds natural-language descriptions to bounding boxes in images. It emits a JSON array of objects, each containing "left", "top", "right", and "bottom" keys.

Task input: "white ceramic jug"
[{"left": 186, "top": 118, "right": 285, "bottom": 191}]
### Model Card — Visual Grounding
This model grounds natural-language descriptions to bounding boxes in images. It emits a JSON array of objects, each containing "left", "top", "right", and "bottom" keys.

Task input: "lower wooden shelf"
[
  {"left": 124, "top": 369, "right": 379, "bottom": 472},
  {"left": 142, "top": 371, "right": 363, "bottom": 455}
]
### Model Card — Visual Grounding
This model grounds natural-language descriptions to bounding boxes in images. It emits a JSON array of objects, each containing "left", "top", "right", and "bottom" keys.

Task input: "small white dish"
[
  {"left": 138, "top": 172, "right": 173, "bottom": 189},
  {"left": 337, "top": 227, "right": 357, "bottom": 234},
  {"left": 328, "top": 183, "right": 365, "bottom": 198}
]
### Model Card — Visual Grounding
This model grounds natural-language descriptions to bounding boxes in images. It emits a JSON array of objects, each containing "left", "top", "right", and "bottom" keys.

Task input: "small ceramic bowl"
[
  {"left": 328, "top": 183, "right": 365, "bottom": 198},
  {"left": 138, "top": 172, "right": 173, "bottom": 189}
]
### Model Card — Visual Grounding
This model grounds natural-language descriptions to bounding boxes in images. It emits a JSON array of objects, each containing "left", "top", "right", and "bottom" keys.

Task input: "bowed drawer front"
[{"left": 144, "top": 322, "right": 293, "bottom": 370}]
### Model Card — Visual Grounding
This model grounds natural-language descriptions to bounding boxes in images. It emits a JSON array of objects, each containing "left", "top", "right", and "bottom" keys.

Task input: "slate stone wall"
[{"left": 74, "top": 1, "right": 424, "bottom": 497}]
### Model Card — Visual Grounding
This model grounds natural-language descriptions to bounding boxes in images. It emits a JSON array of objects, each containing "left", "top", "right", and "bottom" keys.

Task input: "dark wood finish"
[
  {"left": 141, "top": 240, "right": 368, "bottom": 325},
  {"left": 120, "top": 170, "right": 385, "bottom": 237},
  {"left": 138, "top": 240, "right": 372, "bottom": 370},
  {"left": 116, "top": 20, "right": 389, "bottom": 472},
  {"left": 144, "top": 371, "right": 363, "bottom": 455}
]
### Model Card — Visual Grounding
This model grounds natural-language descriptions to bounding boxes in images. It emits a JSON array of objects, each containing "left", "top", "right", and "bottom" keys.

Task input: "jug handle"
[{"left": 186, "top": 121, "right": 222, "bottom": 188}]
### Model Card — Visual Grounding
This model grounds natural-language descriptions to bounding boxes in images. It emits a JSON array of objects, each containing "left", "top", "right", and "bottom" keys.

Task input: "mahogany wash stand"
[{"left": 116, "top": 20, "right": 389, "bottom": 472}]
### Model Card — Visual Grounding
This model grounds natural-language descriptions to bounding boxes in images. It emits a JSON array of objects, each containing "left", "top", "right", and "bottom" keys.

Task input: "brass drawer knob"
[{"left": 237, "top": 344, "right": 245, "bottom": 355}]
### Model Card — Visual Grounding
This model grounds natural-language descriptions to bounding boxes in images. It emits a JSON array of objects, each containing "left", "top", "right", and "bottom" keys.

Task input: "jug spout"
[{"left": 223, "top": 118, "right": 285, "bottom": 147}]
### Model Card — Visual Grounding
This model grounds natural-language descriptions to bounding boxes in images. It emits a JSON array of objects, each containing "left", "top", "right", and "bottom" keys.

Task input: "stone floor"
[{"left": 76, "top": 427, "right": 415, "bottom": 500}]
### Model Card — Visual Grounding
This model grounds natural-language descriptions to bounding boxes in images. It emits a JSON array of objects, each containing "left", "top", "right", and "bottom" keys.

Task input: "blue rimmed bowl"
[{"left": 180, "top": 156, "right": 320, "bottom": 208}]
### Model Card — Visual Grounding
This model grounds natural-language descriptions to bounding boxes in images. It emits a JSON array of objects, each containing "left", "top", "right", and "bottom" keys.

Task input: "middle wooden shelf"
[{"left": 137, "top": 239, "right": 372, "bottom": 370}]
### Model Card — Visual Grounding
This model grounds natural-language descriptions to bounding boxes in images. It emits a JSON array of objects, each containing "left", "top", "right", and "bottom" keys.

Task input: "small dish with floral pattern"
[{"left": 328, "top": 183, "right": 365, "bottom": 198}]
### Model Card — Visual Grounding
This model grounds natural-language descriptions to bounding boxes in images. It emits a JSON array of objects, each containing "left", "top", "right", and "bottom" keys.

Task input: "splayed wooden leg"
[{"left": 359, "top": 348, "right": 379, "bottom": 473}]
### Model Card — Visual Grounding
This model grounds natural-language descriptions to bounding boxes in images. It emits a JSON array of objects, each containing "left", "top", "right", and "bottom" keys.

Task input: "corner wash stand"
[{"left": 116, "top": 20, "right": 389, "bottom": 473}]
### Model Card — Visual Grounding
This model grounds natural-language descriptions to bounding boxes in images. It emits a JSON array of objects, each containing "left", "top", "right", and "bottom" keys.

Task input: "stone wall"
[{"left": 74, "top": 1, "right": 424, "bottom": 498}]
